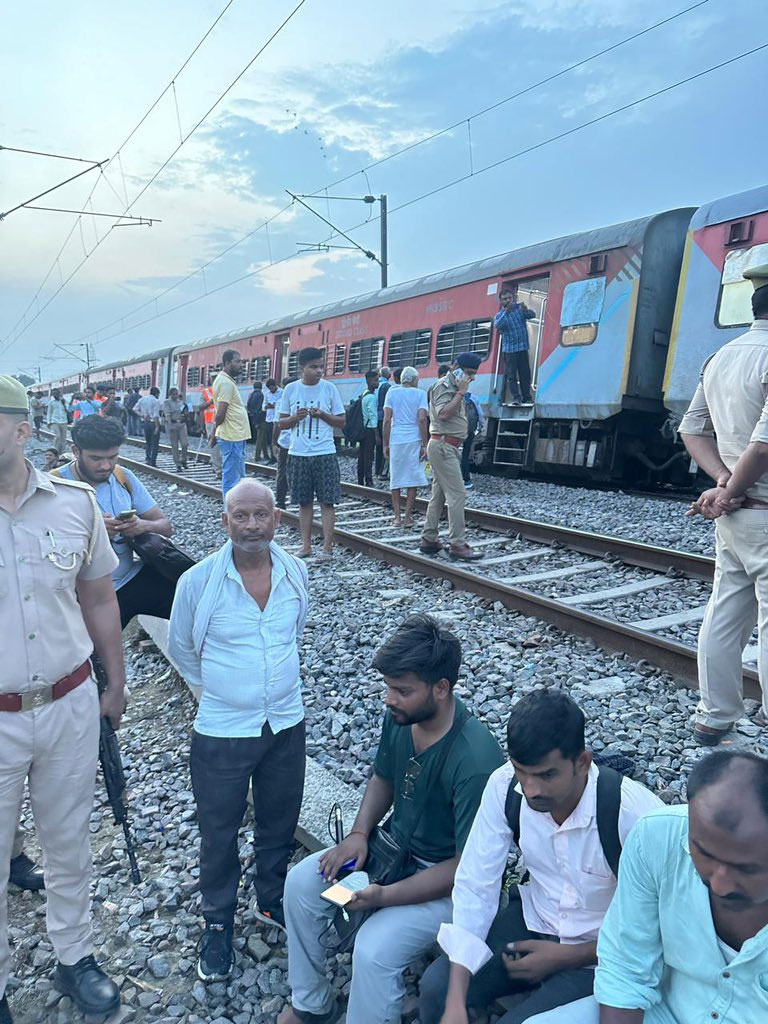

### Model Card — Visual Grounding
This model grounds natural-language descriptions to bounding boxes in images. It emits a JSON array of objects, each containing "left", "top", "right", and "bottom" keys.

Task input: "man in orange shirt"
[{"left": 201, "top": 375, "right": 222, "bottom": 479}]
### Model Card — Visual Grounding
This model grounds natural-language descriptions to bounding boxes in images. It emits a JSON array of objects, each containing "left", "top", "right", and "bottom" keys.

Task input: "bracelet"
[{"left": 348, "top": 830, "right": 368, "bottom": 839}]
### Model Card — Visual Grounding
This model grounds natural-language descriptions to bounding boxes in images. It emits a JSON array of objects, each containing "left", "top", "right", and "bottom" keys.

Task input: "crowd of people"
[{"left": 2, "top": 262, "right": 768, "bottom": 1024}]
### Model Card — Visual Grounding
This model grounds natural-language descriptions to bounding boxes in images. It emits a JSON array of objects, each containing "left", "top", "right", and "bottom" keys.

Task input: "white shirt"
[
  {"left": 264, "top": 386, "right": 283, "bottom": 423},
  {"left": 168, "top": 547, "right": 307, "bottom": 738},
  {"left": 134, "top": 395, "right": 161, "bottom": 420},
  {"left": 439, "top": 762, "right": 663, "bottom": 975},
  {"left": 279, "top": 379, "right": 345, "bottom": 457},
  {"left": 384, "top": 384, "right": 428, "bottom": 445}
]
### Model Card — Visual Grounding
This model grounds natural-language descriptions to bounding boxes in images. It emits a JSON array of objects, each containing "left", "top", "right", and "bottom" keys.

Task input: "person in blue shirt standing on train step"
[{"left": 495, "top": 285, "right": 536, "bottom": 405}]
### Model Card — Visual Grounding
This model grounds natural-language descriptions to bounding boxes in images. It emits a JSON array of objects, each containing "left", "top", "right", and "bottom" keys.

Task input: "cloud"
[{"left": 248, "top": 248, "right": 363, "bottom": 296}]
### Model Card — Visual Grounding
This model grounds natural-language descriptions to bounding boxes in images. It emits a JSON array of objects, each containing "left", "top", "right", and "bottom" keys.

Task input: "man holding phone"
[
  {"left": 277, "top": 615, "right": 503, "bottom": 1024},
  {"left": 421, "top": 352, "right": 484, "bottom": 561},
  {"left": 495, "top": 285, "right": 536, "bottom": 405},
  {"left": 56, "top": 416, "right": 175, "bottom": 628}
]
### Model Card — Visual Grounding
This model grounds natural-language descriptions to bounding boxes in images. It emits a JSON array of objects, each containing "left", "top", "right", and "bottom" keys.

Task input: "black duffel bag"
[{"left": 127, "top": 532, "right": 196, "bottom": 582}]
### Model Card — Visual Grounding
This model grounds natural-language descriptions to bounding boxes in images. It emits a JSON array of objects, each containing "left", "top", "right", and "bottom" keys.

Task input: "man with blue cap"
[{"left": 421, "top": 353, "right": 483, "bottom": 561}]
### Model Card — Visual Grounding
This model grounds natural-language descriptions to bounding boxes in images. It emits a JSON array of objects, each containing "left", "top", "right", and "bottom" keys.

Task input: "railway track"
[{"left": 91, "top": 433, "right": 757, "bottom": 703}]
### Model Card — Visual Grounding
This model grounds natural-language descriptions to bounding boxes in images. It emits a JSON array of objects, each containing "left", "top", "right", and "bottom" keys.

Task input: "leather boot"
[
  {"left": 9, "top": 853, "right": 44, "bottom": 891},
  {"left": 448, "top": 543, "right": 483, "bottom": 562},
  {"left": 0, "top": 994, "right": 13, "bottom": 1024},
  {"left": 54, "top": 956, "right": 120, "bottom": 1020}
]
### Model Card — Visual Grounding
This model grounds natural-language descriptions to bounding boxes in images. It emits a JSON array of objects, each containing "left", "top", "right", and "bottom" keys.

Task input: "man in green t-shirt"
[{"left": 278, "top": 615, "right": 504, "bottom": 1024}]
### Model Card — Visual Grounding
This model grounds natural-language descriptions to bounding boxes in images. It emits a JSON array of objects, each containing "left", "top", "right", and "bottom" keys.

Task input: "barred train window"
[
  {"left": 186, "top": 366, "right": 201, "bottom": 388},
  {"left": 349, "top": 337, "right": 384, "bottom": 373},
  {"left": 334, "top": 345, "right": 346, "bottom": 374},
  {"left": 435, "top": 320, "right": 491, "bottom": 365},
  {"left": 388, "top": 329, "right": 432, "bottom": 367},
  {"left": 717, "top": 243, "right": 768, "bottom": 328},
  {"left": 287, "top": 352, "right": 300, "bottom": 378}
]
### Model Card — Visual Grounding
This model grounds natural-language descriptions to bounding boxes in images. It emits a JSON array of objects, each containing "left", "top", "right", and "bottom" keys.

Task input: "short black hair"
[
  {"left": 687, "top": 750, "right": 768, "bottom": 819},
  {"left": 372, "top": 613, "right": 461, "bottom": 687},
  {"left": 392, "top": 367, "right": 402, "bottom": 383},
  {"left": 438, "top": 364, "right": 450, "bottom": 376},
  {"left": 71, "top": 415, "right": 126, "bottom": 450},
  {"left": 266, "top": 378, "right": 277, "bottom": 388},
  {"left": 221, "top": 349, "right": 240, "bottom": 365},
  {"left": 45, "top": 447, "right": 59, "bottom": 457},
  {"left": 253, "top": 381, "right": 262, "bottom": 388},
  {"left": 753, "top": 284, "right": 768, "bottom": 319},
  {"left": 150, "top": 386, "right": 160, "bottom": 397},
  {"left": 299, "top": 347, "right": 324, "bottom": 367},
  {"left": 365, "top": 369, "right": 379, "bottom": 381},
  {"left": 506, "top": 689, "right": 586, "bottom": 764}
]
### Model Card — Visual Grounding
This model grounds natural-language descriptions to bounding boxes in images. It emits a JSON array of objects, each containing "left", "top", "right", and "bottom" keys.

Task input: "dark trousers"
[
  {"left": 117, "top": 563, "right": 178, "bottom": 629},
  {"left": 127, "top": 412, "right": 140, "bottom": 436},
  {"left": 374, "top": 427, "right": 386, "bottom": 477},
  {"left": 503, "top": 349, "right": 532, "bottom": 403},
  {"left": 276, "top": 444, "right": 289, "bottom": 508},
  {"left": 190, "top": 720, "right": 306, "bottom": 923},
  {"left": 419, "top": 890, "right": 594, "bottom": 1024},
  {"left": 143, "top": 421, "right": 160, "bottom": 465},
  {"left": 357, "top": 427, "right": 376, "bottom": 486},
  {"left": 461, "top": 430, "right": 476, "bottom": 483}
]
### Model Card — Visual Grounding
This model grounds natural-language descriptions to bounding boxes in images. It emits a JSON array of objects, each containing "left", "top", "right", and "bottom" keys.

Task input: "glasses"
[{"left": 402, "top": 758, "right": 423, "bottom": 800}]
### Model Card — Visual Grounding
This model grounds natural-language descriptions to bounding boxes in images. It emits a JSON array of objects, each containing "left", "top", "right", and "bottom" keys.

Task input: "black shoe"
[
  {"left": 9, "top": 852, "right": 44, "bottom": 891},
  {"left": 197, "top": 922, "right": 233, "bottom": 981},
  {"left": 0, "top": 994, "right": 13, "bottom": 1024},
  {"left": 53, "top": 955, "right": 120, "bottom": 1020},
  {"left": 253, "top": 900, "right": 286, "bottom": 933}
]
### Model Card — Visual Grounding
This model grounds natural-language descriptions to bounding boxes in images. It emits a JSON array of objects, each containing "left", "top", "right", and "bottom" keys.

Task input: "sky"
[{"left": 1, "top": 0, "right": 766, "bottom": 382}]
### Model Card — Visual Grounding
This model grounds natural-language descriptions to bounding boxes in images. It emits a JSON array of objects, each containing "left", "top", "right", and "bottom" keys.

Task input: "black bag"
[
  {"left": 343, "top": 395, "right": 366, "bottom": 444},
  {"left": 64, "top": 399, "right": 74, "bottom": 424},
  {"left": 505, "top": 759, "right": 627, "bottom": 878},
  {"left": 319, "top": 706, "right": 470, "bottom": 953},
  {"left": 127, "top": 532, "right": 196, "bottom": 583}
]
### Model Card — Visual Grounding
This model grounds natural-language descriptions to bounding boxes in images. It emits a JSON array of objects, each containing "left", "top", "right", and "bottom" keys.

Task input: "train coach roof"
[
  {"left": 88, "top": 346, "right": 174, "bottom": 377},
  {"left": 180, "top": 210, "right": 686, "bottom": 353},
  {"left": 690, "top": 184, "right": 768, "bottom": 230}
]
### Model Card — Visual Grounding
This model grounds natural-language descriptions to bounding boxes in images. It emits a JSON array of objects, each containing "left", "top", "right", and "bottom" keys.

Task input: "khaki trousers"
[
  {"left": 205, "top": 421, "right": 222, "bottom": 475},
  {"left": 50, "top": 423, "right": 68, "bottom": 454},
  {"left": 697, "top": 510, "right": 768, "bottom": 728},
  {"left": 0, "top": 681, "right": 100, "bottom": 996},
  {"left": 422, "top": 439, "right": 466, "bottom": 546},
  {"left": 167, "top": 423, "right": 189, "bottom": 467}
]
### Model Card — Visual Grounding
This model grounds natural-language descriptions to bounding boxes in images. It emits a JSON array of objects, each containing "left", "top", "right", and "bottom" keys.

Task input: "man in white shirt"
[
  {"left": 168, "top": 479, "right": 309, "bottom": 983},
  {"left": 133, "top": 387, "right": 162, "bottom": 466},
  {"left": 45, "top": 387, "right": 70, "bottom": 453},
  {"left": 419, "top": 689, "right": 662, "bottom": 1024},
  {"left": 264, "top": 378, "right": 283, "bottom": 465},
  {"left": 279, "top": 348, "right": 345, "bottom": 560}
]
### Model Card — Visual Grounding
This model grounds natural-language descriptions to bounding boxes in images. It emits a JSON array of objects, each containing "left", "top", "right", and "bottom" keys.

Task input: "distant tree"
[{"left": 14, "top": 373, "right": 36, "bottom": 387}]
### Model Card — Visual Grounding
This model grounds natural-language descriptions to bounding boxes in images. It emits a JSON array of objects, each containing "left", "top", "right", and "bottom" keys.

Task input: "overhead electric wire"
[
  {"left": 43, "top": 37, "right": 766, "bottom": 363},
  {"left": 0, "top": 0, "right": 241, "bottom": 351},
  {"left": 44, "top": 0, "right": 709, "bottom": 361}
]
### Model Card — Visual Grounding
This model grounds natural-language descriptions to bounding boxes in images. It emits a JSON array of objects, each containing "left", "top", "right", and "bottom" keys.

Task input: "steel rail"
[{"left": 113, "top": 450, "right": 758, "bottom": 701}]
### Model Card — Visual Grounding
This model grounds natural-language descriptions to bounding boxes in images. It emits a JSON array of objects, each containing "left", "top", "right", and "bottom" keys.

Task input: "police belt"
[
  {"left": 430, "top": 433, "right": 464, "bottom": 448},
  {"left": 0, "top": 660, "right": 91, "bottom": 712}
]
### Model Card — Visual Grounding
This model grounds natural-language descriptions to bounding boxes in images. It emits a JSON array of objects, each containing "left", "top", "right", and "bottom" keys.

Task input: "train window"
[
  {"left": 287, "top": 352, "right": 300, "bottom": 378},
  {"left": 388, "top": 329, "right": 431, "bottom": 367},
  {"left": 436, "top": 320, "right": 491, "bottom": 365},
  {"left": 253, "top": 356, "right": 271, "bottom": 380},
  {"left": 349, "top": 337, "right": 384, "bottom": 373},
  {"left": 186, "top": 366, "right": 201, "bottom": 388},
  {"left": 560, "top": 277, "right": 606, "bottom": 347},
  {"left": 717, "top": 243, "right": 768, "bottom": 328},
  {"left": 334, "top": 345, "right": 346, "bottom": 374}
]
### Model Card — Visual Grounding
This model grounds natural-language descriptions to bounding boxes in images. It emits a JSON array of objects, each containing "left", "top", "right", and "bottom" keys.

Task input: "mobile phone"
[
  {"left": 320, "top": 870, "right": 369, "bottom": 907},
  {"left": 454, "top": 368, "right": 464, "bottom": 381},
  {"left": 116, "top": 509, "right": 138, "bottom": 520}
]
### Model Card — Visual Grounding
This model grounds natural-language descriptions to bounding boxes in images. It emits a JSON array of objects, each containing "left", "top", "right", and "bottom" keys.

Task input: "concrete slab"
[
  {"left": 629, "top": 605, "right": 709, "bottom": 631},
  {"left": 561, "top": 576, "right": 674, "bottom": 606},
  {"left": 138, "top": 615, "right": 359, "bottom": 853}
]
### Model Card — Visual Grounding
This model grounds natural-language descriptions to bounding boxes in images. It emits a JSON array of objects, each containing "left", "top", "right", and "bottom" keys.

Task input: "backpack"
[
  {"left": 465, "top": 394, "right": 479, "bottom": 435},
  {"left": 505, "top": 761, "right": 625, "bottom": 878},
  {"left": 343, "top": 395, "right": 366, "bottom": 444}
]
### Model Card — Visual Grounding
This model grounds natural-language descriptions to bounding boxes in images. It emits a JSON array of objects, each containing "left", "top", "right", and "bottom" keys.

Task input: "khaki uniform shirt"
[
  {"left": 213, "top": 373, "right": 250, "bottom": 442},
  {"left": 162, "top": 398, "right": 187, "bottom": 424},
  {"left": 0, "top": 462, "right": 118, "bottom": 693},
  {"left": 429, "top": 371, "right": 468, "bottom": 441},
  {"left": 679, "top": 321, "right": 768, "bottom": 502}
]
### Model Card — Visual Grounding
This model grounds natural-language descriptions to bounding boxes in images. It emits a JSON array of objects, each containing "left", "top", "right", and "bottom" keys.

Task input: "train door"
[
  {"left": 274, "top": 332, "right": 290, "bottom": 381},
  {"left": 495, "top": 275, "right": 549, "bottom": 401},
  {"left": 177, "top": 354, "right": 189, "bottom": 396}
]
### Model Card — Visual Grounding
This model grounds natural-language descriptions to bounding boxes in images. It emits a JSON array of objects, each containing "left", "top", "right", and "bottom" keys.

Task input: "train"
[{"left": 39, "top": 183, "right": 768, "bottom": 484}]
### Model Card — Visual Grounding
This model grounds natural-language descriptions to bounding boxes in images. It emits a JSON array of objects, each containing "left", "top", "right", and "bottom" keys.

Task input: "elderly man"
[
  {"left": 0, "top": 377, "right": 125, "bottom": 1024},
  {"left": 169, "top": 479, "right": 309, "bottom": 983},
  {"left": 421, "top": 353, "right": 483, "bottom": 561}
]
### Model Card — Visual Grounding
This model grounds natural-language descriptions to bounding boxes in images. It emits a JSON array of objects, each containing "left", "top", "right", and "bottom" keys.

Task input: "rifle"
[{"left": 92, "top": 655, "right": 142, "bottom": 884}]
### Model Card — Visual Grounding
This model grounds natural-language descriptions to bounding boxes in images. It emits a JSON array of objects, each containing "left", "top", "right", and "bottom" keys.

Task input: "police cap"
[
  {"left": 0, "top": 375, "right": 30, "bottom": 414},
  {"left": 743, "top": 262, "right": 768, "bottom": 293}
]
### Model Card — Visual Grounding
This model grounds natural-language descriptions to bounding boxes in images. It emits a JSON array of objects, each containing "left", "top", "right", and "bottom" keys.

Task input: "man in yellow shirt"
[{"left": 210, "top": 350, "right": 250, "bottom": 496}]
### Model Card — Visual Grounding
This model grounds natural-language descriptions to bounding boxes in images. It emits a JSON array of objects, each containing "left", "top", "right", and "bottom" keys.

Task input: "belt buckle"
[{"left": 21, "top": 687, "right": 53, "bottom": 712}]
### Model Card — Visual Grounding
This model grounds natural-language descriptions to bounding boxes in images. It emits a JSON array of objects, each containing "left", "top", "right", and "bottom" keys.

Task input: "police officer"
[
  {"left": 162, "top": 387, "right": 190, "bottom": 470},
  {"left": 420, "top": 352, "right": 483, "bottom": 561},
  {"left": 0, "top": 377, "right": 125, "bottom": 1024},
  {"left": 680, "top": 263, "right": 768, "bottom": 745}
]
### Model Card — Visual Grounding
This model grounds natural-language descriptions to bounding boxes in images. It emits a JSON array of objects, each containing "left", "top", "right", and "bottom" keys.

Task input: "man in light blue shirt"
[
  {"left": 169, "top": 478, "right": 309, "bottom": 984},
  {"left": 524, "top": 750, "right": 768, "bottom": 1024},
  {"left": 71, "top": 386, "right": 102, "bottom": 419}
]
